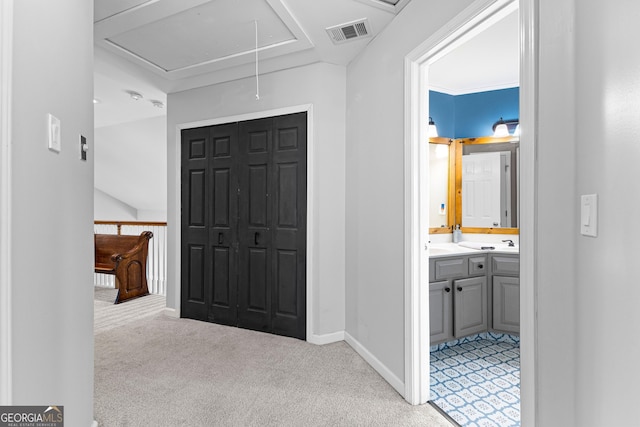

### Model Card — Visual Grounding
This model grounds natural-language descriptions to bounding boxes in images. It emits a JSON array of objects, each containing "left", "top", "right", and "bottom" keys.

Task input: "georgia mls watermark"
[{"left": 0, "top": 406, "right": 63, "bottom": 427}]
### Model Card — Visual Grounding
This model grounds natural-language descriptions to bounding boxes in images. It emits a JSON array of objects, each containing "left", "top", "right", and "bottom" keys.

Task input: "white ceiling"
[
  {"left": 92, "top": 0, "right": 519, "bottom": 215},
  {"left": 430, "top": 7, "right": 519, "bottom": 95},
  {"left": 94, "top": 0, "right": 519, "bottom": 128}
]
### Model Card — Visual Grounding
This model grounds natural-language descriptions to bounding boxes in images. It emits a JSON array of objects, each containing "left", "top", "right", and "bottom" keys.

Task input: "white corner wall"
[
  {"left": 9, "top": 0, "right": 94, "bottom": 425},
  {"left": 94, "top": 188, "right": 137, "bottom": 220},
  {"left": 94, "top": 115, "right": 167, "bottom": 216},
  {"left": 345, "top": 0, "right": 474, "bottom": 391},
  {"left": 167, "top": 62, "right": 346, "bottom": 339},
  {"left": 573, "top": 0, "right": 640, "bottom": 425}
]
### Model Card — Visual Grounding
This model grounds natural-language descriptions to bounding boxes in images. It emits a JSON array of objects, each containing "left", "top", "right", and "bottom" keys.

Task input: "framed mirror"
[
  {"left": 428, "top": 138, "right": 455, "bottom": 234},
  {"left": 454, "top": 136, "right": 519, "bottom": 234}
]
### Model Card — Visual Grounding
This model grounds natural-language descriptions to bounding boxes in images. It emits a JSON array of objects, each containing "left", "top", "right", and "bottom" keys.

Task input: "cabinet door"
[
  {"left": 430, "top": 280, "right": 453, "bottom": 344},
  {"left": 433, "top": 257, "right": 466, "bottom": 280},
  {"left": 491, "top": 255, "right": 520, "bottom": 275},
  {"left": 454, "top": 276, "right": 487, "bottom": 337},
  {"left": 493, "top": 276, "right": 520, "bottom": 333}
]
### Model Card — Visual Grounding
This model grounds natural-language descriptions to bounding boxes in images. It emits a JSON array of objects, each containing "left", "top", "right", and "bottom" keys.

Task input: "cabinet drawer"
[
  {"left": 491, "top": 256, "right": 520, "bottom": 275},
  {"left": 433, "top": 257, "right": 467, "bottom": 280},
  {"left": 469, "top": 256, "right": 487, "bottom": 276}
]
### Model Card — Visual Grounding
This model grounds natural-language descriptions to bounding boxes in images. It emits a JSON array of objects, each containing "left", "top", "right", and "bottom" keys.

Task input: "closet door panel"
[
  {"left": 206, "top": 123, "right": 239, "bottom": 326},
  {"left": 181, "top": 127, "right": 210, "bottom": 320},
  {"left": 270, "top": 113, "right": 307, "bottom": 339},
  {"left": 238, "top": 118, "right": 272, "bottom": 332}
]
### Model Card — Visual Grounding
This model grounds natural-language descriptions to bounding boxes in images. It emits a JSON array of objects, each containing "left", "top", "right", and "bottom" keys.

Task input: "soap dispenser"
[{"left": 452, "top": 224, "right": 462, "bottom": 243}]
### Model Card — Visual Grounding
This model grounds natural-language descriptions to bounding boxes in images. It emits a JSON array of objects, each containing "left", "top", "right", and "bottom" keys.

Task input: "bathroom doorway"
[{"left": 404, "top": 0, "right": 537, "bottom": 424}]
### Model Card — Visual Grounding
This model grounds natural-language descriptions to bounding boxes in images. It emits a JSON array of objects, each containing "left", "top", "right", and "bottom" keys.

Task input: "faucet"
[{"left": 502, "top": 239, "right": 515, "bottom": 247}]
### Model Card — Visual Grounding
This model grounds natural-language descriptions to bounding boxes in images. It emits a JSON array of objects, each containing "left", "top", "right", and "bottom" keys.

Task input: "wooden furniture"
[{"left": 94, "top": 231, "right": 153, "bottom": 304}]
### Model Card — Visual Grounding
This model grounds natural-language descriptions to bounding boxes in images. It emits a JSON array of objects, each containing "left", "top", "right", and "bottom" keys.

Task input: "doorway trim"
[
  {"left": 171, "top": 104, "right": 317, "bottom": 342},
  {"left": 0, "top": 0, "right": 13, "bottom": 405},
  {"left": 403, "top": 1, "right": 537, "bottom": 424}
]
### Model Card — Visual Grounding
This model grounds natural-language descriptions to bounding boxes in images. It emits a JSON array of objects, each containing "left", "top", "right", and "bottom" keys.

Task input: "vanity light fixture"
[
  {"left": 428, "top": 117, "right": 439, "bottom": 137},
  {"left": 492, "top": 117, "right": 519, "bottom": 137}
]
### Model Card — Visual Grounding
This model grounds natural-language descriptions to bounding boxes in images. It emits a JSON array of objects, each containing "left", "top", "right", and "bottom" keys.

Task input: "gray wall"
[
  {"left": 345, "top": 0, "right": 475, "bottom": 387},
  {"left": 9, "top": 0, "right": 94, "bottom": 425},
  {"left": 167, "top": 62, "right": 346, "bottom": 338},
  {"left": 574, "top": 0, "right": 640, "bottom": 425}
]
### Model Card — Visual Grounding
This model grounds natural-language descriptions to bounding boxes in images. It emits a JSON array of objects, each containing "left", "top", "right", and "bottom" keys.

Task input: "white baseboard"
[
  {"left": 307, "top": 330, "right": 345, "bottom": 345},
  {"left": 163, "top": 308, "right": 178, "bottom": 318},
  {"left": 344, "top": 331, "right": 405, "bottom": 397}
]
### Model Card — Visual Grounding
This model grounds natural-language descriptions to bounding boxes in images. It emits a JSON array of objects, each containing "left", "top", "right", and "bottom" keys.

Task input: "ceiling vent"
[{"left": 326, "top": 19, "right": 372, "bottom": 44}]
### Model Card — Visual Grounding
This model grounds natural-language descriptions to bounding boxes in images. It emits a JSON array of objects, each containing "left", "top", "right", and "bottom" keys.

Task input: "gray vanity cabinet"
[
  {"left": 454, "top": 276, "right": 488, "bottom": 337},
  {"left": 490, "top": 254, "right": 520, "bottom": 333},
  {"left": 429, "top": 280, "right": 453, "bottom": 343},
  {"left": 429, "top": 255, "right": 487, "bottom": 344}
]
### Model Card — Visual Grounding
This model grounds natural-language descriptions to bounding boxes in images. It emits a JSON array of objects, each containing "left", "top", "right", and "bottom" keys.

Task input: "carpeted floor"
[
  {"left": 94, "top": 304, "right": 454, "bottom": 426},
  {"left": 94, "top": 286, "right": 166, "bottom": 334}
]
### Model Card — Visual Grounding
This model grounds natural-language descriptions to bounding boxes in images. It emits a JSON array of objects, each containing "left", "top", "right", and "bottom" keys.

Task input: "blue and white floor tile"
[{"left": 430, "top": 333, "right": 520, "bottom": 427}]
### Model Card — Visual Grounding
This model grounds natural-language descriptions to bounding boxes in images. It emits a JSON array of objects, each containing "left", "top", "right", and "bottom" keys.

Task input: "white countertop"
[{"left": 428, "top": 242, "right": 519, "bottom": 258}]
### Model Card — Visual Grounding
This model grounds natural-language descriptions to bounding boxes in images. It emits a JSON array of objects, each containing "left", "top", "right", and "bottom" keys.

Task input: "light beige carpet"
[
  {"left": 94, "top": 286, "right": 166, "bottom": 334},
  {"left": 94, "top": 307, "right": 453, "bottom": 426}
]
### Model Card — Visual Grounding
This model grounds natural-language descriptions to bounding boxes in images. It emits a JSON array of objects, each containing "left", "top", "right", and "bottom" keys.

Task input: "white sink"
[
  {"left": 493, "top": 243, "right": 519, "bottom": 252},
  {"left": 429, "top": 247, "right": 455, "bottom": 255}
]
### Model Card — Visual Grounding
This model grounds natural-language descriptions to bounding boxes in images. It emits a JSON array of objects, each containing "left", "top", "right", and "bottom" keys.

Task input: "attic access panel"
[
  {"left": 94, "top": 0, "right": 150, "bottom": 22},
  {"left": 106, "top": 0, "right": 295, "bottom": 71}
]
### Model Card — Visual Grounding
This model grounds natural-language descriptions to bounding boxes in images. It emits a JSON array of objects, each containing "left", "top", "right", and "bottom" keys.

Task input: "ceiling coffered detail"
[{"left": 95, "top": 0, "right": 314, "bottom": 80}]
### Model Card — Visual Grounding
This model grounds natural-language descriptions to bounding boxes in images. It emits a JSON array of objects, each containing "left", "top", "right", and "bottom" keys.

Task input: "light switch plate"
[
  {"left": 48, "top": 113, "right": 61, "bottom": 153},
  {"left": 80, "top": 135, "right": 87, "bottom": 161},
  {"left": 580, "top": 194, "right": 598, "bottom": 237}
]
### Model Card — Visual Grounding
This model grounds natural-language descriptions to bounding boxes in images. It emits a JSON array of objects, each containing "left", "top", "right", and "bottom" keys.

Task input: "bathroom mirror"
[
  {"left": 429, "top": 138, "right": 455, "bottom": 233},
  {"left": 455, "top": 136, "right": 519, "bottom": 234}
]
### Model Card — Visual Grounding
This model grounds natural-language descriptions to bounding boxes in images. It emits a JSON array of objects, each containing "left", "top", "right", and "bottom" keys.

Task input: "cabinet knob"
[
  {"left": 457, "top": 286, "right": 463, "bottom": 292},
  {"left": 478, "top": 264, "right": 483, "bottom": 269},
  {"left": 444, "top": 287, "right": 451, "bottom": 293}
]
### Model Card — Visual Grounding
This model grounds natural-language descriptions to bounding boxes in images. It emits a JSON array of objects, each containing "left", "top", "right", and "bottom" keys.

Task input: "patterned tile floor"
[{"left": 430, "top": 334, "right": 520, "bottom": 427}]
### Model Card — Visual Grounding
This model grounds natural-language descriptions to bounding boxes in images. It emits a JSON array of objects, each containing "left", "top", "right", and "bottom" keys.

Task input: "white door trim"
[
  {"left": 0, "top": 0, "right": 13, "bottom": 405},
  {"left": 171, "top": 104, "right": 317, "bottom": 342},
  {"left": 404, "top": 2, "right": 537, "bottom": 424},
  {"left": 518, "top": 0, "right": 538, "bottom": 424}
]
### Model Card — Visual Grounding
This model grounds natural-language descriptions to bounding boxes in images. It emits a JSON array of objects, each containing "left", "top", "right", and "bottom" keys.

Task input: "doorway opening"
[{"left": 404, "top": 0, "right": 536, "bottom": 425}]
